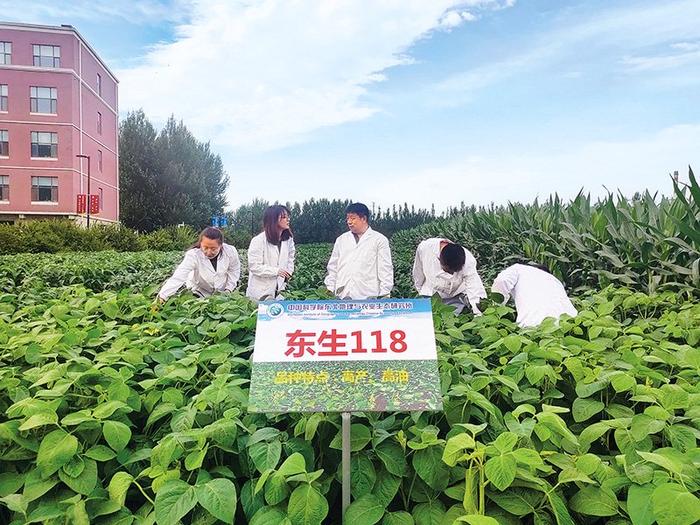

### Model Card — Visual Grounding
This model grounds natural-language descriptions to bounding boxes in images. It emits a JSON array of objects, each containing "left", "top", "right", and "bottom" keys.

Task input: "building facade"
[{"left": 0, "top": 22, "right": 119, "bottom": 224}]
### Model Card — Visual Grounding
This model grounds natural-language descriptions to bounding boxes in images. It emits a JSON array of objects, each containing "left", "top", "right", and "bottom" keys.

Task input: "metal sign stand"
[{"left": 341, "top": 412, "right": 351, "bottom": 523}]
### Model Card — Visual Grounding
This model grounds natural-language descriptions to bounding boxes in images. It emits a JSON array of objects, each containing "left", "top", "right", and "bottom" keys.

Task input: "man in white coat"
[
  {"left": 491, "top": 262, "right": 577, "bottom": 328},
  {"left": 246, "top": 204, "right": 296, "bottom": 302},
  {"left": 412, "top": 238, "right": 487, "bottom": 314},
  {"left": 158, "top": 227, "right": 241, "bottom": 302},
  {"left": 325, "top": 202, "right": 394, "bottom": 300}
]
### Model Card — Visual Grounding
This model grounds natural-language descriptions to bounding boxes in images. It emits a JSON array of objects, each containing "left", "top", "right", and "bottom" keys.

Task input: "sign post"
[
  {"left": 341, "top": 412, "right": 351, "bottom": 519},
  {"left": 76, "top": 154, "right": 91, "bottom": 228},
  {"left": 248, "top": 298, "right": 442, "bottom": 522}
]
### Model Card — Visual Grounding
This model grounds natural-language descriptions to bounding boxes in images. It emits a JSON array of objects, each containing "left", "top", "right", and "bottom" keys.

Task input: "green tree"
[{"left": 119, "top": 111, "right": 228, "bottom": 231}]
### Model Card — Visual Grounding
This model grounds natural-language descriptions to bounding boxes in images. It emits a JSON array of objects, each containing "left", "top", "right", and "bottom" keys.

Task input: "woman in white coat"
[
  {"left": 246, "top": 205, "right": 296, "bottom": 302},
  {"left": 157, "top": 227, "right": 241, "bottom": 302}
]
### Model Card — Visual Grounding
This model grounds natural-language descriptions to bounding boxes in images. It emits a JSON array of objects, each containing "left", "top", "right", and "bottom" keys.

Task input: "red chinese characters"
[
  {"left": 318, "top": 329, "right": 348, "bottom": 357},
  {"left": 285, "top": 329, "right": 407, "bottom": 358},
  {"left": 285, "top": 330, "right": 316, "bottom": 358}
]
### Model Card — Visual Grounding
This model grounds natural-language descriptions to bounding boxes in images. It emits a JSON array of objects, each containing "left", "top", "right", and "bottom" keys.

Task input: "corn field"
[{"left": 392, "top": 168, "right": 700, "bottom": 297}]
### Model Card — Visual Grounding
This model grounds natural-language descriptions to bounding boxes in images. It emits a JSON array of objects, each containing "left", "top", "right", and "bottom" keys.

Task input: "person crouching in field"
[
  {"left": 491, "top": 262, "right": 577, "bottom": 328},
  {"left": 157, "top": 227, "right": 241, "bottom": 303},
  {"left": 325, "top": 202, "right": 394, "bottom": 300},
  {"left": 246, "top": 204, "right": 296, "bottom": 302},
  {"left": 412, "top": 238, "right": 487, "bottom": 314}
]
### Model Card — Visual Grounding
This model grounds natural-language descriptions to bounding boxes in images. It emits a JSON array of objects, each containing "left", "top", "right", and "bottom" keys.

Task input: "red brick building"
[{"left": 0, "top": 22, "right": 119, "bottom": 224}]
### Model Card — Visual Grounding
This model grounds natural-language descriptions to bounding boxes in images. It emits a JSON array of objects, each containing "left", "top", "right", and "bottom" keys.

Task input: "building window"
[
  {"left": 30, "top": 132, "right": 58, "bottom": 158},
  {"left": 99, "top": 187, "right": 104, "bottom": 211},
  {"left": 0, "top": 85, "right": 7, "bottom": 111},
  {"left": 97, "top": 73, "right": 102, "bottom": 96},
  {"left": 98, "top": 149, "right": 103, "bottom": 172},
  {"left": 97, "top": 112, "right": 102, "bottom": 134},
  {"left": 31, "top": 176, "right": 58, "bottom": 202},
  {"left": 30, "top": 87, "right": 58, "bottom": 114},
  {"left": 0, "top": 130, "right": 8, "bottom": 157},
  {"left": 0, "top": 176, "right": 8, "bottom": 201},
  {"left": 32, "top": 45, "right": 60, "bottom": 68},
  {"left": 0, "top": 42, "right": 10, "bottom": 65}
]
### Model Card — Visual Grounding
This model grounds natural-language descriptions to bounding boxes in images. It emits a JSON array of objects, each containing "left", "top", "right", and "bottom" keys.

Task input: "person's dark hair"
[
  {"left": 515, "top": 259, "right": 550, "bottom": 274},
  {"left": 346, "top": 202, "right": 370, "bottom": 221},
  {"left": 263, "top": 205, "right": 292, "bottom": 244},
  {"left": 440, "top": 242, "right": 466, "bottom": 273},
  {"left": 194, "top": 227, "right": 224, "bottom": 248}
]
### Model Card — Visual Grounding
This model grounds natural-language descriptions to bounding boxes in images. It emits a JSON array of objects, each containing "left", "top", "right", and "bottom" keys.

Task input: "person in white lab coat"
[
  {"left": 491, "top": 262, "right": 577, "bottom": 328},
  {"left": 157, "top": 227, "right": 241, "bottom": 302},
  {"left": 324, "top": 202, "right": 394, "bottom": 300},
  {"left": 412, "top": 238, "right": 487, "bottom": 314},
  {"left": 246, "top": 204, "right": 296, "bottom": 302}
]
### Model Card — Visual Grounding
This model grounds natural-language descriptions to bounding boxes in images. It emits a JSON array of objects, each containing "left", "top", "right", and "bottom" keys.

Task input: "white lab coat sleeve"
[
  {"left": 463, "top": 256, "right": 487, "bottom": 314},
  {"left": 158, "top": 251, "right": 197, "bottom": 301},
  {"left": 287, "top": 238, "right": 296, "bottom": 275},
  {"left": 324, "top": 239, "right": 341, "bottom": 292},
  {"left": 224, "top": 247, "right": 241, "bottom": 291},
  {"left": 248, "top": 235, "right": 279, "bottom": 278},
  {"left": 377, "top": 237, "right": 394, "bottom": 297},
  {"left": 492, "top": 266, "right": 518, "bottom": 304},
  {"left": 412, "top": 244, "right": 426, "bottom": 294}
]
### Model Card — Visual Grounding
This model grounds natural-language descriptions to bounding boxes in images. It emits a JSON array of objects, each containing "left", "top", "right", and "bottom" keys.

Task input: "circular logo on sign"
[{"left": 268, "top": 303, "right": 284, "bottom": 318}]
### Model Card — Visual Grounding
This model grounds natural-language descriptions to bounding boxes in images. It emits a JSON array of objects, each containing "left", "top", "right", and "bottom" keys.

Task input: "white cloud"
[
  {"left": 117, "top": 0, "right": 510, "bottom": 152},
  {"left": 358, "top": 124, "right": 700, "bottom": 211},
  {"left": 439, "top": 10, "right": 477, "bottom": 29},
  {"left": 430, "top": 0, "right": 700, "bottom": 105},
  {"left": 671, "top": 41, "right": 700, "bottom": 51},
  {"left": 622, "top": 41, "right": 700, "bottom": 72}
]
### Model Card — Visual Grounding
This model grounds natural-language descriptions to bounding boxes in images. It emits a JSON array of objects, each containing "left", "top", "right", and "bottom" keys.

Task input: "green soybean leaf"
[
  {"left": 442, "top": 433, "right": 475, "bottom": 467},
  {"left": 287, "top": 484, "right": 328, "bottom": 525},
  {"left": 59, "top": 458, "right": 98, "bottom": 495},
  {"left": 375, "top": 440, "right": 407, "bottom": 477},
  {"left": 108, "top": 471, "right": 134, "bottom": 507},
  {"left": 373, "top": 469, "right": 401, "bottom": 507},
  {"left": 627, "top": 483, "right": 655, "bottom": 525},
  {"left": 352, "top": 453, "right": 377, "bottom": 498},
  {"left": 249, "top": 440, "right": 282, "bottom": 473},
  {"left": 102, "top": 420, "right": 131, "bottom": 452},
  {"left": 572, "top": 398, "right": 604, "bottom": 422},
  {"left": 382, "top": 511, "right": 414, "bottom": 525},
  {"left": 155, "top": 480, "right": 198, "bottom": 525},
  {"left": 413, "top": 500, "right": 445, "bottom": 525},
  {"left": 19, "top": 412, "right": 58, "bottom": 431},
  {"left": 488, "top": 487, "right": 541, "bottom": 516},
  {"left": 413, "top": 446, "right": 449, "bottom": 491},
  {"left": 277, "top": 453, "right": 307, "bottom": 477},
  {"left": 454, "top": 516, "right": 500, "bottom": 525},
  {"left": 250, "top": 506, "right": 288, "bottom": 525},
  {"left": 264, "top": 473, "right": 290, "bottom": 506},
  {"left": 195, "top": 478, "right": 237, "bottom": 524},
  {"left": 36, "top": 429, "right": 78, "bottom": 479},
  {"left": 569, "top": 486, "right": 618, "bottom": 517},
  {"left": 651, "top": 483, "right": 700, "bottom": 525},
  {"left": 484, "top": 455, "right": 517, "bottom": 491},
  {"left": 344, "top": 494, "right": 384, "bottom": 525}
]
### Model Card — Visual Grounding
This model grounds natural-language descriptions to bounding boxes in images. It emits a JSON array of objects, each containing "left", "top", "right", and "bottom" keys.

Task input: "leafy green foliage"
[
  {"left": 119, "top": 110, "right": 228, "bottom": 231},
  {"left": 0, "top": 220, "right": 201, "bottom": 255},
  {"left": 0, "top": 245, "right": 331, "bottom": 297},
  {"left": 392, "top": 167, "right": 700, "bottom": 296},
  {"left": 0, "top": 249, "right": 698, "bottom": 524}
]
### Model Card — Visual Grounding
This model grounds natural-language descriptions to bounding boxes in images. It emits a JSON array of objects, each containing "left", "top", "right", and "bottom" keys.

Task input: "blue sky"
[{"left": 3, "top": 0, "right": 699, "bottom": 211}]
